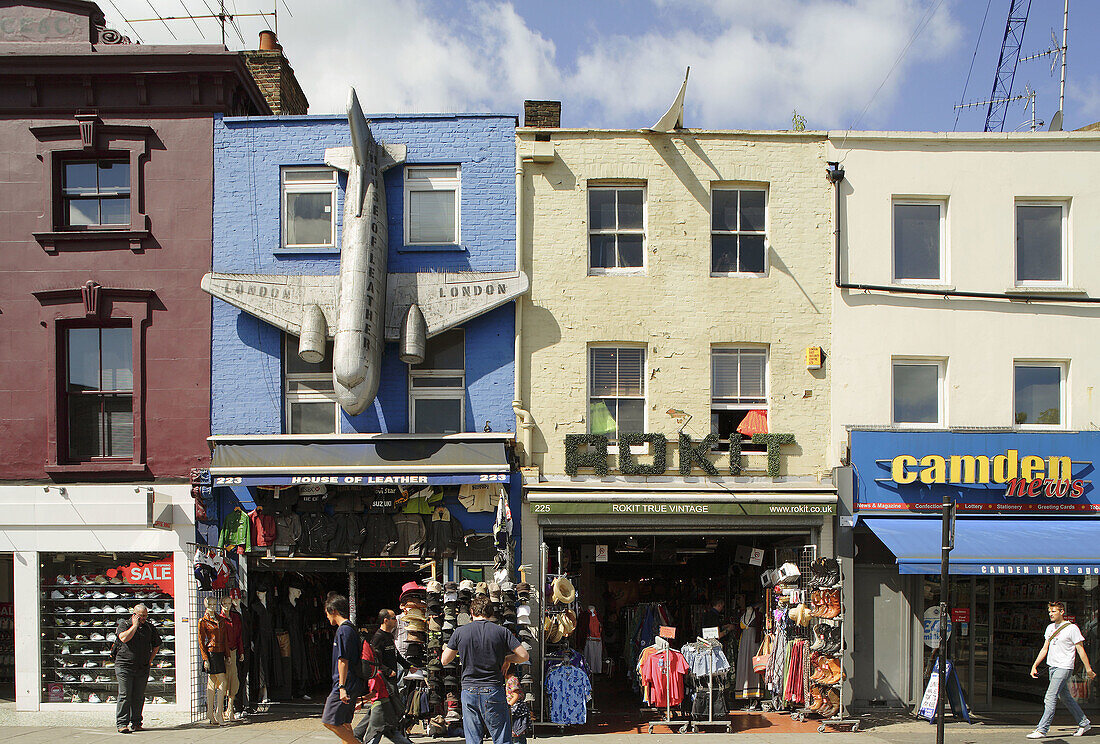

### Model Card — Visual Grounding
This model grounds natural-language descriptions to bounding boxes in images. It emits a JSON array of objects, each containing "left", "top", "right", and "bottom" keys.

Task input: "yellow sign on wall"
[{"left": 805, "top": 346, "right": 822, "bottom": 369}]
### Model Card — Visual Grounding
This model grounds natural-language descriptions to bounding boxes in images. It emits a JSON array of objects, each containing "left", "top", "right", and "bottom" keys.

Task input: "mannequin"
[
  {"left": 276, "top": 585, "right": 308, "bottom": 700},
  {"left": 220, "top": 598, "right": 243, "bottom": 722},
  {"left": 231, "top": 596, "right": 251, "bottom": 714},
  {"left": 735, "top": 605, "right": 763, "bottom": 704},
  {"left": 250, "top": 590, "right": 275, "bottom": 704},
  {"left": 199, "top": 598, "right": 228, "bottom": 725},
  {"left": 583, "top": 605, "right": 604, "bottom": 674}
]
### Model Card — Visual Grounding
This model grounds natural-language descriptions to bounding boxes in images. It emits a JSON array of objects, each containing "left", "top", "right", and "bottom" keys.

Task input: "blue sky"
[{"left": 101, "top": 0, "right": 1100, "bottom": 131}]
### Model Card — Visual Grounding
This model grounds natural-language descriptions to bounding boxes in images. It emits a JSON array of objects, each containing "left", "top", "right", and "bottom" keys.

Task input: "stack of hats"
[
  {"left": 399, "top": 581, "right": 428, "bottom": 668},
  {"left": 440, "top": 581, "right": 461, "bottom": 699},
  {"left": 512, "top": 580, "right": 537, "bottom": 703},
  {"left": 424, "top": 580, "right": 445, "bottom": 701}
]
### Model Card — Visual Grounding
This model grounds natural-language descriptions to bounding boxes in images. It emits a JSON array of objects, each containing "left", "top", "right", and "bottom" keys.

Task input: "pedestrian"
[
  {"left": 701, "top": 598, "right": 735, "bottom": 641},
  {"left": 372, "top": 610, "right": 411, "bottom": 680},
  {"left": 1028, "top": 601, "right": 1096, "bottom": 739},
  {"left": 441, "top": 595, "right": 529, "bottom": 744},
  {"left": 113, "top": 603, "right": 161, "bottom": 734},
  {"left": 505, "top": 669, "right": 529, "bottom": 744},
  {"left": 322, "top": 594, "right": 363, "bottom": 744},
  {"left": 354, "top": 633, "right": 415, "bottom": 744}
]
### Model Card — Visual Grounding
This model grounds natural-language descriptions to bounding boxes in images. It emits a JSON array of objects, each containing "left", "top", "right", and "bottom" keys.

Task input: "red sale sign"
[{"left": 107, "top": 556, "right": 174, "bottom": 597}]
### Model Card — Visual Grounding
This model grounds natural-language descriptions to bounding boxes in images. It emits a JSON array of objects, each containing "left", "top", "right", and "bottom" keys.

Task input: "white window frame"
[
  {"left": 281, "top": 167, "right": 338, "bottom": 250},
  {"left": 710, "top": 187, "right": 769, "bottom": 278},
  {"left": 283, "top": 334, "right": 340, "bottom": 434},
  {"left": 711, "top": 346, "right": 769, "bottom": 452},
  {"left": 891, "top": 198, "right": 947, "bottom": 285},
  {"left": 587, "top": 345, "right": 647, "bottom": 449},
  {"left": 1012, "top": 360, "right": 1067, "bottom": 430},
  {"left": 404, "top": 165, "right": 461, "bottom": 246},
  {"left": 1014, "top": 199, "right": 1069, "bottom": 287},
  {"left": 408, "top": 330, "right": 465, "bottom": 434},
  {"left": 587, "top": 184, "right": 647, "bottom": 275},
  {"left": 890, "top": 357, "right": 946, "bottom": 428}
]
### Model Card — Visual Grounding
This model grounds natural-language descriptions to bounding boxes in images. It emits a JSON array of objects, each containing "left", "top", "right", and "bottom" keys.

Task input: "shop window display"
[{"left": 40, "top": 552, "right": 175, "bottom": 704}]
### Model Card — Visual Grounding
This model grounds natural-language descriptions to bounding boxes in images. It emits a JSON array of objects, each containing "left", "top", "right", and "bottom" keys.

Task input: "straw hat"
[
  {"left": 403, "top": 607, "right": 427, "bottom": 622},
  {"left": 788, "top": 603, "right": 812, "bottom": 626},
  {"left": 543, "top": 615, "right": 556, "bottom": 636},
  {"left": 557, "top": 609, "right": 577, "bottom": 636},
  {"left": 550, "top": 576, "right": 575, "bottom": 605},
  {"left": 546, "top": 621, "right": 563, "bottom": 644}
]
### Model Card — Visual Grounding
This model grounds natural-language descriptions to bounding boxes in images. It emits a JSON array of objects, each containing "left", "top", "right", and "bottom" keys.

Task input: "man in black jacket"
[{"left": 372, "top": 610, "right": 410, "bottom": 679}]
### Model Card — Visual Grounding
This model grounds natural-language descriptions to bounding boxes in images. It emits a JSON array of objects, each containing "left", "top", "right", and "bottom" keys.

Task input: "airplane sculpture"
[{"left": 201, "top": 89, "right": 529, "bottom": 415}]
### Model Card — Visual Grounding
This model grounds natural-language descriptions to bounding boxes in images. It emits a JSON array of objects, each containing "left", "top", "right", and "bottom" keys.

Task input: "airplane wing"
[
  {"left": 201, "top": 273, "right": 338, "bottom": 336},
  {"left": 385, "top": 271, "right": 530, "bottom": 340}
]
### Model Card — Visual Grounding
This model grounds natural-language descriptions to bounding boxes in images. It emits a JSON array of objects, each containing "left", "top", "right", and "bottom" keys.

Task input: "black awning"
[{"left": 209, "top": 437, "right": 513, "bottom": 486}]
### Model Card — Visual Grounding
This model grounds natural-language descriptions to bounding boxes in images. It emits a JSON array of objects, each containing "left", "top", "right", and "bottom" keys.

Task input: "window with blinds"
[
  {"left": 65, "top": 326, "right": 133, "bottom": 461},
  {"left": 711, "top": 348, "right": 767, "bottom": 452},
  {"left": 589, "top": 347, "right": 645, "bottom": 438},
  {"left": 405, "top": 166, "right": 460, "bottom": 245}
]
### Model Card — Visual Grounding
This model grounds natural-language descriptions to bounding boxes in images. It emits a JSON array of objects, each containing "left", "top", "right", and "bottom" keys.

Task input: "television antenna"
[
  {"left": 124, "top": 1, "right": 284, "bottom": 48},
  {"left": 952, "top": 0, "right": 1069, "bottom": 132}
]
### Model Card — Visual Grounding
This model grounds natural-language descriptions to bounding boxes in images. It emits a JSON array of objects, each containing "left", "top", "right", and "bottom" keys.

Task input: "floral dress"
[{"left": 507, "top": 675, "right": 530, "bottom": 740}]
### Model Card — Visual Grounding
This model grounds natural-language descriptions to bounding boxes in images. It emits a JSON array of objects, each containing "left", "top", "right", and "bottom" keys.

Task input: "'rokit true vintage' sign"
[
  {"left": 564, "top": 432, "right": 796, "bottom": 477},
  {"left": 852, "top": 430, "right": 1098, "bottom": 514}
]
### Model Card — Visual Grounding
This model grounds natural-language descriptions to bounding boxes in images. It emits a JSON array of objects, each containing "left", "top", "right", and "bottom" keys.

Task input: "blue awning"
[{"left": 861, "top": 517, "right": 1100, "bottom": 576}]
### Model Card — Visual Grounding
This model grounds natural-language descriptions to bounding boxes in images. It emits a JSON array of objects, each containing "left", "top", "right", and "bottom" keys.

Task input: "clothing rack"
[
  {"left": 536, "top": 542, "right": 585, "bottom": 731},
  {"left": 646, "top": 640, "right": 687, "bottom": 734},
  {"left": 682, "top": 638, "right": 732, "bottom": 733}
]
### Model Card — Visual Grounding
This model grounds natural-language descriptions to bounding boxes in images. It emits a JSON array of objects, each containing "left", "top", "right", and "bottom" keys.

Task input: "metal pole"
[
  {"left": 1059, "top": 0, "right": 1068, "bottom": 114},
  {"left": 936, "top": 493, "right": 952, "bottom": 744}
]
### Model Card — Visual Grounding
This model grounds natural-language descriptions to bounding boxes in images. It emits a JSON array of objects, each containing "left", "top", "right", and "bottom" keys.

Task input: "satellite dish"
[{"left": 1049, "top": 110, "right": 1063, "bottom": 131}]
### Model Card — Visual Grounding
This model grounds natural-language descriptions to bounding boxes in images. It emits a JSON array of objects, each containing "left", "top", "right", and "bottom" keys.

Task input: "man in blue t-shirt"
[
  {"left": 321, "top": 594, "right": 362, "bottom": 744},
  {"left": 442, "top": 595, "right": 529, "bottom": 744}
]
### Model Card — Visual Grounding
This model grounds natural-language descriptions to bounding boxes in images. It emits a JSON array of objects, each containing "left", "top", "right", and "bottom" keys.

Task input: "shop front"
[
  {"left": 844, "top": 430, "right": 1100, "bottom": 714},
  {"left": 0, "top": 483, "right": 193, "bottom": 712},
  {"left": 522, "top": 478, "right": 838, "bottom": 731},
  {"left": 198, "top": 433, "right": 523, "bottom": 710}
]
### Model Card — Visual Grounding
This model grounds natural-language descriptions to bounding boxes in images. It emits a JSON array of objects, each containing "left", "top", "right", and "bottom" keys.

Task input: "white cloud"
[{"left": 99, "top": 0, "right": 961, "bottom": 128}]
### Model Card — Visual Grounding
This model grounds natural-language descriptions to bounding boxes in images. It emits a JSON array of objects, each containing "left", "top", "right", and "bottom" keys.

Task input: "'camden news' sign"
[{"left": 851, "top": 430, "right": 1098, "bottom": 514}]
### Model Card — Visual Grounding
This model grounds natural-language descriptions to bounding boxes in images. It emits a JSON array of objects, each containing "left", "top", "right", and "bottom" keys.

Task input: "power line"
[
  {"left": 176, "top": 0, "right": 206, "bottom": 38},
  {"left": 144, "top": 0, "right": 179, "bottom": 39},
  {"left": 105, "top": 0, "right": 144, "bottom": 42},
  {"left": 954, "top": 0, "right": 994, "bottom": 132}
]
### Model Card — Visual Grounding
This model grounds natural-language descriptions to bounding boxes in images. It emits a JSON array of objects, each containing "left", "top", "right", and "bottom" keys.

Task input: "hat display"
[
  {"left": 517, "top": 605, "right": 532, "bottom": 624},
  {"left": 551, "top": 576, "right": 575, "bottom": 605},
  {"left": 458, "top": 579, "right": 475, "bottom": 597},
  {"left": 426, "top": 580, "right": 443, "bottom": 595},
  {"left": 400, "top": 580, "right": 427, "bottom": 595},
  {"left": 428, "top": 617, "right": 442, "bottom": 633},
  {"left": 475, "top": 582, "right": 489, "bottom": 596},
  {"left": 515, "top": 582, "right": 531, "bottom": 595},
  {"left": 456, "top": 611, "right": 471, "bottom": 626},
  {"left": 403, "top": 607, "right": 426, "bottom": 622},
  {"left": 489, "top": 582, "right": 502, "bottom": 602},
  {"left": 557, "top": 609, "right": 577, "bottom": 636}
]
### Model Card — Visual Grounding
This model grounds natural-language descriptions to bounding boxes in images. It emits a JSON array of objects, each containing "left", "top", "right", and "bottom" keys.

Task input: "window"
[
  {"left": 64, "top": 326, "right": 133, "bottom": 460},
  {"left": 1014, "top": 363, "right": 1065, "bottom": 427},
  {"left": 61, "top": 159, "right": 130, "bottom": 228},
  {"left": 711, "top": 189, "right": 766, "bottom": 274},
  {"left": 405, "top": 166, "right": 460, "bottom": 245},
  {"left": 589, "top": 347, "right": 645, "bottom": 438},
  {"left": 1016, "top": 203, "right": 1066, "bottom": 284},
  {"left": 589, "top": 186, "right": 645, "bottom": 271},
  {"left": 284, "top": 335, "right": 339, "bottom": 434},
  {"left": 892, "top": 359, "right": 944, "bottom": 426},
  {"left": 410, "top": 329, "right": 465, "bottom": 434},
  {"left": 282, "top": 168, "right": 337, "bottom": 249},
  {"left": 893, "top": 201, "right": 944, "bottom": 282},
  {"left": 711, "top": 348, "right": 767, "bottom": 451}
]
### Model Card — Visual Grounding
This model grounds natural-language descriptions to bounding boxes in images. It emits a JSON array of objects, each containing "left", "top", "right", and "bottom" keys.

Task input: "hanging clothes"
[
  {"left": 545, "top": 663, "right": 592, "bottom": 725},
  {"left": 639, "top": 647, "right": 688, "bottom": 708},
  {"left": 735, "top": 606, "right": 763, "bottom": 699},
  {"left": 219, "top": 508, "right": 251, "bottom": 551}
]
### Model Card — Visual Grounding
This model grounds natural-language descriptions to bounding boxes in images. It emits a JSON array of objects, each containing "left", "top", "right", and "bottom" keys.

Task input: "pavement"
[{"left": 0, "top": 705, "right": 1093, "bottom": 743}]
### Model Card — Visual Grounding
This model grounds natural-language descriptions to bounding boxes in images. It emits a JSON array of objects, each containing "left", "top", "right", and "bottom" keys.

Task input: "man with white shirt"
[{"left": 1028, "top": 601, "right": 1096, "bottom": 738}]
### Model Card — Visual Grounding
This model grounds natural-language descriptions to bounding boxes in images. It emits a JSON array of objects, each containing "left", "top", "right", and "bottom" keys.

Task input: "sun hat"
[
  {"left": 551, "top": 576, "right": 575, "bottom": 604},
  {"left": 557, "top": 609, "right": 577, "bottom": 636}
]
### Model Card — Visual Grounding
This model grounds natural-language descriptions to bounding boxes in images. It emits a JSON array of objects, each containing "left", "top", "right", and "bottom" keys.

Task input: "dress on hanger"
[{"left": 735, "top": 606, "right": 762, "bottom": 699}]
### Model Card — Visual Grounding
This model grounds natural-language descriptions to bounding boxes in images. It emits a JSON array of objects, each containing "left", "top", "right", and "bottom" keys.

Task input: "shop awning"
[
  {"left": 208, "top": 435, "right": 513, "bottom": 486},
  {"left": 861, "top": 517, "right": 1100, "bottom": 575}
]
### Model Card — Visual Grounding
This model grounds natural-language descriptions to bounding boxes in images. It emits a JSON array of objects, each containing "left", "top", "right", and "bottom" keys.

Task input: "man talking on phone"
[{"left": 114, "top": 603, "right": 161, "bottom": 734}]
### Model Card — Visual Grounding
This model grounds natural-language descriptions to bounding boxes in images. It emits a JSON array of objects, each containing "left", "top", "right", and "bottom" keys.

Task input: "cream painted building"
[
  {"left": 827, "top": 131, "right": 1100, "bottom": 714},
  {"left": 513, "top": 108, "right": 839, "bottom": 637}
]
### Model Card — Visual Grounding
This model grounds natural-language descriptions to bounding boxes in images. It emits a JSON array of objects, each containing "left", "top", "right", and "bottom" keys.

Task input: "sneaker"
[
  {"left": 90, "top": 632, "right": 105, "bottom": 641},
  {"left": 105, "top": 591, "right": 118, "bottom": 599},
  {"left": 162, "top": 635, "right": 174, "bottom": 641},
  {"left": 106, "top": 696, "right": 117, "bottom": 703},
  {"left": 1027, "top": 732, "right": 1046, "bottom": 739},
  {"left": 62, "top": 606, "right": 75, "bottom": 614},
  {"left": 114, "top": 605, "right": 127, "bottom": 613},
  {"left": 51, "top": 590, "right": 64, "bottom": 599},
  {"left": 83, "top": 661, "right": 96, "bottom": 668},
  {"left": 70, "top": 694, "right": 82, "bottom": 703},
  {"left": 95, "top": 675, "right": 111, "bottom": 683},
  {"left": 60, "top": 673, "right": 76, "bottom": 682},
  {"left": 91, "top": 590, "right": 105, "bottom": 599},
  {"left": 109, "top": 576, "right": 122, "bottom": 584},
  {"left": 57, "top": 632, "right": 72, "bottom": 640},
  {"left": 80, "top": 673, "right": 93, "bottom": 682},
  {"left": 60, "top": 645, "right": 70, "bottom": 655},
  {"left": 88, "top": 693, "right": 102, "bottom": 703},
  {"left": 73, "top": 634, "right": 87, "bottom": 640},
  {"left": 106, "top": 633, "right": 117, "bottom": 642},
  {"left": 152, "top": 697, "right": 167, "bottom": 704},
  {"left": 162, "top": 675, "right": 174, "bottom": 683},
  {"left": 1074, "top": 723, "right": 1092, "bottom": 737},
  {"left": 90, "top": 606, "right": 101, "bottom": 614},
  {"left": 92, "top": 575, "right": 108, "bottom": 585}
]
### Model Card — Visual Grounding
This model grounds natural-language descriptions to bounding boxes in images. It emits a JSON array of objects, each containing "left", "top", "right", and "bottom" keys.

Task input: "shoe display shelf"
[
  {"left": 799, "top": 558, "right": 858, "bottom": 734},
  {"left": 41, "top": 579, "right": 175, "bottom": 704}
]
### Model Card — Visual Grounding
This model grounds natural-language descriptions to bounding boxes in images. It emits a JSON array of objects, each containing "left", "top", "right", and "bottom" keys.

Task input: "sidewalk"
[{"left": 0, "top": 706, "right": 1082, "bottom": 744}]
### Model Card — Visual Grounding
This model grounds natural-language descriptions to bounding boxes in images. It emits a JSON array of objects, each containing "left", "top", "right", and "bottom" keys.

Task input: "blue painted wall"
[{"left": 211, "top": 112, "right": 517, "bottom": 436}]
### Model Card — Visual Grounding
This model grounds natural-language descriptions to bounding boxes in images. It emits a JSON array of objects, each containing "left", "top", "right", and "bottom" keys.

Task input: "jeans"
[
  {"left": 461, "top": 685, "right": 512, "bottom": 744},
  {"left": 1037, "top": 666, "right": 1090, "bottom": 733},
  {"left": 115, "top": 664, "right": 150, "bottom": 729}
]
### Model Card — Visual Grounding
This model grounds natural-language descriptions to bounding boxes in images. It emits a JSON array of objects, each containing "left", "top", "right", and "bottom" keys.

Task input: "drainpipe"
[
  {"left": 827, "top": 161, "right": 1100, "bottom": 304},
  {"left": 512, "top": 149, "right": 534, "bottom": 465}
]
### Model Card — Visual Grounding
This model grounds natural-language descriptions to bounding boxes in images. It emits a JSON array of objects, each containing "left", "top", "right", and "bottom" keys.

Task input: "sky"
[{"left": 98, "top": 0, "right": 1100, "bottom": 132}]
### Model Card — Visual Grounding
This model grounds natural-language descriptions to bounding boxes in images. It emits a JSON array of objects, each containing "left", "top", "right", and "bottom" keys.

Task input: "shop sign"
[
  {"left": 356, "top": 559, "right": 425, "bottom": 572},
  {"left": 108, "top": 557, "right": 174, "bottom": 596},
  {"left": 212, "top": 473, "right": 509, "bottom": 487},
  {"left": 851, "top": 431, "right": 1098, "bottom": 514},
  {"left": 659, "top": 626, "right": 676, "bottom": 639},
  {"left": 529, "top": 501, "right": 835, "bottom": 517},
  {"left": 923, "top": 606, "right": 952, "bottom": 648},
  {"left": 950, "top": 607, "right": 970, "bottom": 623},
  {"left": 47, "top": 683, "right": 64, "bottom": 703},
  {"left": 595, "top": 545, "right": 608, "bottom": 562},
  {"left": 563, "top": 432, "right": 796, "bottom": 478},
  {"left": 702, "top": 626, "right": 719, "bottom": 640}
]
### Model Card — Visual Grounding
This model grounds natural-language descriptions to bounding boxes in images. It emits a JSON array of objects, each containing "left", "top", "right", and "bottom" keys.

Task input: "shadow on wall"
[{"left": 646, "top": 136, "right": 710, "bottom": 210}]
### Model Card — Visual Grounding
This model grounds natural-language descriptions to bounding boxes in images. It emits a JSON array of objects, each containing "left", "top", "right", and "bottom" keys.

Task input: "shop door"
[{"left": 946, "top": 577, "right": 991, "bottom": 709}]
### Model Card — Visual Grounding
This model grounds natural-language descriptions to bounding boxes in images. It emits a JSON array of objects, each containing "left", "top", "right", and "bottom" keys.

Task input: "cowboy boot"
[
  {"left": 825, "top": 658, "right": 845, "bottom": 686},
  {"left": 823, "top": 590, "right": 842, "bottom": 619},
  {"left": 811, "top": 624, "right": 827, "bottom": 651},
  {"left": 207, "top": 687, "right": 218, "bottom": 725}
]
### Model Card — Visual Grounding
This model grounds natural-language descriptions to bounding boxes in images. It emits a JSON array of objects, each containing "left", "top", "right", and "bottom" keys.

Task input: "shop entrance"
[
  {"left": 540, "top": 532, "right": 813, "bottom": 731},
  {"left": 0, "top": 553, "right": 12, "bottom": 701}
]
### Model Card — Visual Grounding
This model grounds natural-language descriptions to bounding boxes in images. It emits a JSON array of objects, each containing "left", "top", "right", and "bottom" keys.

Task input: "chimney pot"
[
  {"left": 524, "top": 100, "right": 561, "bottom": 128},
  {"left": 258, "top": 30, "right": 277, "bottom": 51}
]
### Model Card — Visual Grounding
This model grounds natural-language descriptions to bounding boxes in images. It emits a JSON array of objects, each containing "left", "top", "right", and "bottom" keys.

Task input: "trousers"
[
  {"left": 461, "top": 685, "right": 512, "bottom": 744},
  {"left": 115, "top": 664, "right": 150, "bottom": 730},
  {"left": 1037, "top": 666, "right": 1089, "bottom": 733}
]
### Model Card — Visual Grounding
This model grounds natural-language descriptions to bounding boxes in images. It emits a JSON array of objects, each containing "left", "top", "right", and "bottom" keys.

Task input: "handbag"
[{"left": 752, "top": 634, "right": 773, "bottom": 673}]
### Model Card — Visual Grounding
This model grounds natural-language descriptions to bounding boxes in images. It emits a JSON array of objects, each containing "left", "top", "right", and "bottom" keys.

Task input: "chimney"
[
  {"left": 241, "top": 32, "right": 309, "bottom": 115},
  {"left": 524, "top": 100, "right": 561, "bottom": 128}
]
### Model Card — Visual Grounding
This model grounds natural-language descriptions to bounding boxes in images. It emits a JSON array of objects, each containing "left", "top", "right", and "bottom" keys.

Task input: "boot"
[
  {"left": 811, "top": 656, "right": 831, "bottom": 683},
  {"left": 823, "top": 558, "right": 841, "bottom": 587},
  {"left": 811, "top": 590, "right": 826, "bottom": 617},
  {"left": 823, "top": 658, "right": 845, "bottom": 686},
  {"left": 212, "top": 687, "right": 225, "bottom": 725},
  {"left": 207, "top": 687, "right": 219, "bottom": 725},
  {"left": 810, "top": 686, "right": 825, "bottom": 712},
  {"left": 811, "top": 624, "right": 827, "bottom": 651},
  {"left": 226, "top": 695, "right": 235, "bottom": 723}
]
